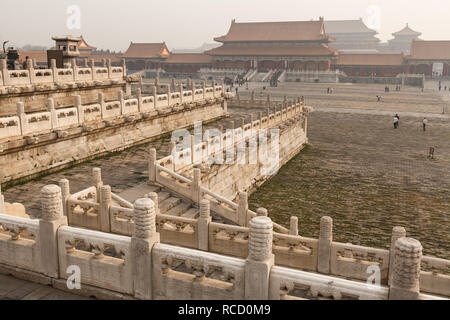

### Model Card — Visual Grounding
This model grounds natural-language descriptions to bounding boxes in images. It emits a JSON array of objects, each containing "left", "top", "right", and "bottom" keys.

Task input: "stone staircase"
[
  {"left": 118, "top": 183, "right": 199, "bottom": 219},
  {"left": 117, "top": 181, "right": 229, "bottom": 224}
]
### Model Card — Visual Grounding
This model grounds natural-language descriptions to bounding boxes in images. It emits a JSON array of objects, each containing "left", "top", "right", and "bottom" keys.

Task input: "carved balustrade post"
[
  {"left": 27, "top": 58, "right": 34, "bottom": 84},
  {"left": 58, "top": 179, "right": 70, "bottom": 217},
  {"left": 90, "top": 59, "right": 95, "bottom": 80},
  {"left": 148, "top": 148, "right": 157, "bottom": 183},
  {"left": 245, "top": 216, "right": 274, "bottom": 300},
  {"left": 289, "top": 216, "right": 298, "bottom": 236},
  {"left": 146, "top": 192, "right": 159, "bottom": 215},
  {"left": 237, "top": 191, "right": 248, "bottom": 227},
  {"left": 99, "top": 185, "right": 112, "bottom": 233},
  {"left": 74, "top": 95, "right": 83, "bottom": 124},
  {"left": 191, "top": 168, "right": 201, "bottom": 203},
  {"left": 47, "top": 98, "right": 57, "bottom": 129},
  {"left": 71, "top": 58, "right": 78, "bottom": 81},
  {"left": 202, "top": 81, "right": 206, "bottom": 100},
  {"left": 389, "top": 226, "right": 406, "bottom": 286},
  {"left": 389, "top": 237, "right": 422, "bottom": 300},
  {"left": 198, "top": 199, "right": 211, "bottom": 251},
  {"left": 98, "top": 92, "right": 105, "bottom": 118},
  {"left": 0, "top": 185, "right": 5, "bottom": 213},
  {"left": 1, "top": 59, "right": 8, "bottom": 86},
  {"left": 50, "top": 59, "right": 57, "bottom": 82},
  {"left": 318, "top": 216, "right": 332, "bottom": 274},
  {"left": 39, "top": 184, "right": 67, "bottom": 278},
  {"left": 256, "top": 207, "right": 268, "bottom": 217},
  {"left": 167, "top": 84, "right": 171, "bottom": 106},
  {"left": 106, "top": 58, "right": 111, "bottom": 78},
  {"left": 121, "top": 59, "right": 127, "bottom": 77},
  {"left": 16, "top": 101, "right": 26, "bottom": 135},
  {"left": 131, "top": 198, "right": 160, "bottom": 299},
  {"left": 136, "top": 88, "right": 143, "bottom": 112},
  {"left": 118, "top": 90, "right": 124, "bottom": 115},
  {"left": 92, "top": 167, "right": 103, "bottom": 199}
]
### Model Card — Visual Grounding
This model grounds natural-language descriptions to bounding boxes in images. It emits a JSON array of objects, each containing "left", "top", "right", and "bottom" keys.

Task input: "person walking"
[
  {"left": 394, "top": 115, "right": 399, "bottom": 129},
  {"left": 423, "top": 117, "right": 428, "bottom": 131}
]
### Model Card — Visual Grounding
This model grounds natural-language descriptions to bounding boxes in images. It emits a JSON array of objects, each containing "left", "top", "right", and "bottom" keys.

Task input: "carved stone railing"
[
  {"left": 330, "top": 242, "right": 391, "bottom": 284},
  {"left": 0, "top": 213, "right": 42, "bottom": 272},
  {"left": 0, "top": 85, "right": 225, "bottom": 142},
  {"left": 0, "top": 58, "right": 126, "bottom": 88},
  {"left": 152, "top": 243, "right": 246, "bottom": 300},
  {"left": 269, "top": 265, "right": 388, "bottom": 300},
  {"left": 0, "top": 184, "right": 448, "bottom": 300},
  {"left": 58, "top": 225, "right": 133, "bottom": 294}
]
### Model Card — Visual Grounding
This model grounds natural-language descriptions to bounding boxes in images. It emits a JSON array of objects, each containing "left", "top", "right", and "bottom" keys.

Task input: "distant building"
[
  {"left": 122, "top": 42, "right": 171, "bottom": 71},
  {"left": 387, "top": 24, "right": 422, "bottom": 54},
  {"left": 333, "top": 53, "right": 405, "bottom": 77},
  {"left": 405, "top": 40, "right": 450, "bottom": 76},
  {"left": 206, "top": 18, "right": 338, "bottom": 71},
  {"left": 78, "top": 36, "right": 97, "bottom": 57},
  {"left": 324, "top": 19, "right": 380, "bottom": 53},
  {"left": 162, "top": 53, "right": 213, "bottom": 74}
]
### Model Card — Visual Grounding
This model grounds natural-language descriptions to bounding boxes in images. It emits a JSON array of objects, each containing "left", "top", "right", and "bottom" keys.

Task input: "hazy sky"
[{"left": 1, "top": 0, "right": 448, "bottom": 52}]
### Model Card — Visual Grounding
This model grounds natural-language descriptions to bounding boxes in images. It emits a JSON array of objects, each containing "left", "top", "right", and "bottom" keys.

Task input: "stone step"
[
  {"left": 146, "top": 184, "right": 161, "bottom": 194},
  {"left": 157, "top": 191, "right": 171, "bottom": 203},
  {"left": 180, "top": 207, "right": 199, "bottom": 219},
  {"left": 164, "top": 201, "right": 191, "bottom": 216},
  {"left": 159, "top": 197, "right": 181, "bottom": 214}
]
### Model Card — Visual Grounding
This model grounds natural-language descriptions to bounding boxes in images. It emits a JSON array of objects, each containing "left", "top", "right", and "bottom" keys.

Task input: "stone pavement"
[{"left": 0, "top": 274, "right": 92, "bottom": 300}]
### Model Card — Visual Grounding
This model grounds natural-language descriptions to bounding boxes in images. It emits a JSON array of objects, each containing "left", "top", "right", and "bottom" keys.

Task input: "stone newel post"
[
  {"left": 389, "top": 237, "right": 422, "bottom": 300},
  {"left": 198, "top": 199, "right": 211, "bottom": 251},
  {"left": 131, "top": 198, "right": 160, "bottom": 299},
  {"left": 39, "top": 185, "right": 68, "bottom": 277},
  {"left": 318, "top": 216, "right": 333, "bottom": 274},
  {"left": 245, "top": 216, "right": 274, "bottom": 300}
]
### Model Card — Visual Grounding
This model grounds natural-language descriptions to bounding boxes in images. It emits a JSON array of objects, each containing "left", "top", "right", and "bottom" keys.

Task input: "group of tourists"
[{"left": 393, "top": 113, "right": 428, "bottom": 131}]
